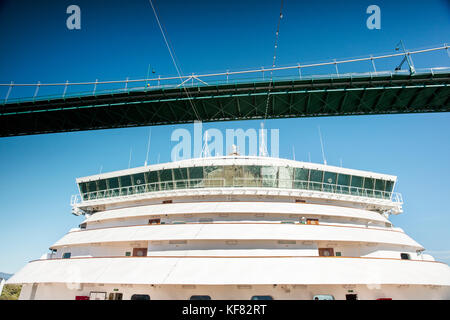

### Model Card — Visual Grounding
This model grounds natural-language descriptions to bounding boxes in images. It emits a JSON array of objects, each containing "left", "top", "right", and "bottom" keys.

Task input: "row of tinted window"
[
  {"left": 129, "top": 295, "right": 272, "bottom": 300},
  {"left": 79, "top": 165, "right": 394, "bottom": 194}
]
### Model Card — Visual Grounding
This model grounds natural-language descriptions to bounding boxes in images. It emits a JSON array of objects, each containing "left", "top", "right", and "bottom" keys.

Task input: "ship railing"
[
  {"left": 232, "top": 178, "right": 397, "bottom": 201},
  {"left": 76, "top": 178, "right": 226, "bottom": 201},
  {"left": 74, "top": 177, "right": 402, "bottom": 204}
]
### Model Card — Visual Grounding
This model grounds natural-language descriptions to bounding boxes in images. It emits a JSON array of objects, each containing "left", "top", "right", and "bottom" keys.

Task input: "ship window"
[
  {"left": 199, "top": 218, "right": 213, "bottom": 223},
  {"left": 148, "top": 219, "right": 161, "bottom": 224},
  {"left": 131, "top": 294, "right": 150, "bottom": 300},
  {"left": 375, "top": 179, "right": 385, "bottom": 191},
  {"left": 309, "top": 170, "right": 323, "bottom": 183},
  {"left": 323, "top": 172, "right": 337, "bottom": 192},
  {"left": 132, "top": 173, "right": 145, "bottom": 186},
  {"left": 132, "top": 248, "right": 148, "bottom": 257},
  {"left": 400, "top": 253, "right": 410, "bottom": 260},
  {"left": 364, "top": 177, "right": 375, "bottom": 190},
  {"left": 295, "top": 199, "right": 306, "bottom": 203},
  {"left": 337, "top": 174, "right": 350, "bottom": 187},
  {"left": 336, "top": 252, "right": 342, "bottom": 256},
  {"left": 251, "top": 295, "right": 273, "bottom": 300},
  {"left": 204, "top": 166, "right": 224, "bottom": 187},
  {"left": 224, "top": 166, "right": 243, "bottom": 186},
  {"left": 351, "top": 176, "right": 363, "bottom": 189},
  {"left": 385, "top": 180, "right": 394, "bottom": 193},
  {"left": 278, "top": 167, "right": 293, "bottom": 189},
  {"left": 318, "top": 248, "right": 334, "bottom": 257},
  {"left": 174, "top": 167, "right": 188, "bottom": 189},
  {"left": 337, "top": 174, "right": 351, "bottom": 194},
  {"left": 188, "top": 166, "right": 204, "bottom": 186},
  {"left": 79, "top": 182, "right": 88, "bottom": 194},
  {"left": 159, "top": 169, "right": 173, "bottom": 181},
  {"left": 97, "top": 179, "right": 107, "bottom": 191},
  {"left": 125, "top": 252, "right": 131, "bottom": 256},
  {"left": 244, "top": 166, "right": 261, "bottom": 180},
  {"left": 79, "top": 183, "right": 89, "bottom": 200},
  {"left": 294, "top": 168, "right": 309, "bottom": 189},
  {"left": 108, "top": 293, "right": 123, "bottom": 300},
  {"left": 309, "top": 170, "right": 324, "bottom": 190},
  {"left": 89, "top": 292, "right": 107, "bottom": 300},
  {"left": 147, "top": 171, "right": 159, "bottom": 185},
  {"left": 261, "top": 166, "right": 277, "bottom": 187},
  {"left": 190, "top": 295, "right": 211, "bottom": 300},
  {"left": 87, "top": 181, "right": 97, "bottom": 193},
  {"left": 62, "top": 252, "right": 71, "bottom": 259},
  {"left": 120, "top": 175, "right": 132, "bottom": 188},
  {"left": 79, "top": 223, "right": 87, "bottom": 230},
  {"left": 159, "top": 169, "right": 174, "bottom": 190},
  {"left": 323, "top": 172, "right": 337, "bottom": 185},
  {"left": 162, "top": 199, "right": 173, "bottom": 204},
  {"left": 107, "top": 177, "right": 119, "bottom": 190}
]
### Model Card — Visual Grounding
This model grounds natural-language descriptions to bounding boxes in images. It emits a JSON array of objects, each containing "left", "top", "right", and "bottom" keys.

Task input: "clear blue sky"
[{"left": 0, "top": 0, "right": 449, "bottom": 273}]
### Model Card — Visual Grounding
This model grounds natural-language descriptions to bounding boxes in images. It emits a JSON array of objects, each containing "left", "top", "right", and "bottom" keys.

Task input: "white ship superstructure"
[{"left": 8, "top": 155, "right": 450, "bottom": 300}]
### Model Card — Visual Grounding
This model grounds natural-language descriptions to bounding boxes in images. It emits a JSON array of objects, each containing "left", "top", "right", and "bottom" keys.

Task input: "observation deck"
[{"left": 71, "top": 156, "right": 403, "bottom": 215}]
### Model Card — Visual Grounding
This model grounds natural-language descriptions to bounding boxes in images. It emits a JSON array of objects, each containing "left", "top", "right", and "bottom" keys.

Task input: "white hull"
[{"left": 18, "top": 283, "right": 450, "bottom": 300}]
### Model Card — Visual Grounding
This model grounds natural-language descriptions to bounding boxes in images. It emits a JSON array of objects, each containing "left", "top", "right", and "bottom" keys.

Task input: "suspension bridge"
[{"left": 0, "top": 44, "right": 449, "bottom": 137}]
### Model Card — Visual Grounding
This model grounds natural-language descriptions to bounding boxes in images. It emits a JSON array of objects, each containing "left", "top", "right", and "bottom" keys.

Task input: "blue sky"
[{"left": 0, "top": 0, "right": 449, "bottom": 273}]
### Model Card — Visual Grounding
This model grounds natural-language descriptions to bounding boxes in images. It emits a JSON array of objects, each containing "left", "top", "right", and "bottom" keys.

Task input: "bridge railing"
[{"left": 1, "top": 44, "right": 449, "bottom": 105}]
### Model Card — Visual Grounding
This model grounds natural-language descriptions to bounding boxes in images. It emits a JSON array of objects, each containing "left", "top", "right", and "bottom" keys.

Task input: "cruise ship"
[{"left": 8, "top": 154, "right": 450, "bottom": 300}]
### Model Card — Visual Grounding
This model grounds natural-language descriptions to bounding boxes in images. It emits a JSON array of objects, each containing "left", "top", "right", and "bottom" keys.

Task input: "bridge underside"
[{"left": 1, "top": 72, "right": 449, "bottom": 137}]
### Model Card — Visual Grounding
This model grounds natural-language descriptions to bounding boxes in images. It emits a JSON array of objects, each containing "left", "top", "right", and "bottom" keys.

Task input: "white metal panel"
[
  {"left": 83, "top": 202, "right": 389, "bottom": 224},
  {"left": 51, "top": 223, "right": 422, "bottom": 249},
  {"left": 8, "top": 257, "right": 450, "bottom": 286}
]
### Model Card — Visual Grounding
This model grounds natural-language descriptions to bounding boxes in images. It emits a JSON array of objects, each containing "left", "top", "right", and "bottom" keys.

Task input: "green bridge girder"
[{"left": 0, "top": 72, "right": 449, "bottom": 137}]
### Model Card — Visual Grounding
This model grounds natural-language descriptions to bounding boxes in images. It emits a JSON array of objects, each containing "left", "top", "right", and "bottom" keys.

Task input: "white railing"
[
  {"left": 2, "top": 44, "right": 449, "bottom": 104},
  {"left": 72, "top": 177, "right": 402, "bottom": 205}
]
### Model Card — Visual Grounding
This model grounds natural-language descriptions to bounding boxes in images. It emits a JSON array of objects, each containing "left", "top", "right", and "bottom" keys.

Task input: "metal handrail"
[
  {"left": 73, "top": 177, "right": 402, "bottom": 204},
  {"left": 3, "top": 68, "right": 449, "bottom": 105},
  {"left": 2, "top": 43, "right": 449, "bottom": 104}
]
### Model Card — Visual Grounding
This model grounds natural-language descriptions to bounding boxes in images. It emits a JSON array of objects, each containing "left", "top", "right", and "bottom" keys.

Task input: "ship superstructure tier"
[{"left": 8, "top": 156, "right": 450, "bottom": 300}]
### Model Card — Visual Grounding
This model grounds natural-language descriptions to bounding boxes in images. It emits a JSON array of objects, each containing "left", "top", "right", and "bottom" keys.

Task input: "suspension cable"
[
  {"left": 264, "top": 0, "right": 284, "bottom": 122},
  {"left": 148, "top": 0, "right": 201, "bottom": 120},
  {"left": 0, "top": 45, "right": 448, "bottom": 87}
]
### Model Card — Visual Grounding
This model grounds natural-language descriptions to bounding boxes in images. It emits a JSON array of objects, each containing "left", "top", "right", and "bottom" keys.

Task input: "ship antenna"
[
  {"left": 202, "top": 130, "right": 211, "bottom": 158},
  {"left": 318, "top": 126, "right": 327, "bottom": 165},
  {"left": 128, "top": 147, "right": 132, "bottom": 169},
  {"left": 292, "top": 145, "right": 295, "bottom": 161},
  {"left": 145, "top": 128, "right": 152, "bottom": 166},
  {"left": 259, "top": 122, "right": 268, "bottom": 157}
]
